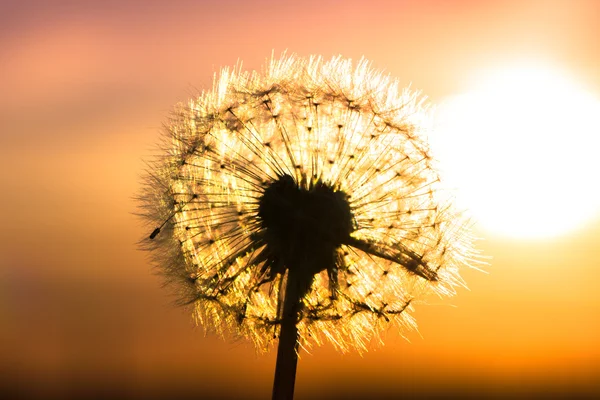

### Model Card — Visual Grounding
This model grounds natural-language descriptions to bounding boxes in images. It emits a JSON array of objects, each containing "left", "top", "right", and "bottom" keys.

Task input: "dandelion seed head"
[{"left": 139, "top": 54, "right": 483, "bottom": 353}]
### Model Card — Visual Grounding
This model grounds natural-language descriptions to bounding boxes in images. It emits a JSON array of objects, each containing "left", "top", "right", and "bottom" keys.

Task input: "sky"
[{"left": 1, "top": 0, "right": 599, "bottom": 398}]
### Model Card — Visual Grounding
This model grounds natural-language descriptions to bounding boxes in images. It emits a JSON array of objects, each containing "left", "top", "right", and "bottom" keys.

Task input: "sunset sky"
[{"left": 1, "top": 0, "right": 599, "bottom": 398}]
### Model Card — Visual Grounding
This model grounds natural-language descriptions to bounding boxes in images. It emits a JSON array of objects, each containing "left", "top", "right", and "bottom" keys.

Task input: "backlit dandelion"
[{"left": 139, "top": 54, "right": 482, "bottom": 399}]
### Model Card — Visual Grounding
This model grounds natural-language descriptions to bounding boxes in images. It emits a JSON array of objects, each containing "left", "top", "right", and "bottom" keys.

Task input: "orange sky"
[{"left": 1, "top": 0, "right": 599, "bottom": 398}]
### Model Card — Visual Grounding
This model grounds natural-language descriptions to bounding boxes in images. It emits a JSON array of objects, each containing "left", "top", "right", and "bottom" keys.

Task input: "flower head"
[{"left": 139, "top": 54, "right": 480, "bottom": 352}]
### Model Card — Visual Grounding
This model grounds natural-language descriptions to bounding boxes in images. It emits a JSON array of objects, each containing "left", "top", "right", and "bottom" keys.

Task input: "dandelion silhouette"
[{"left": 139, "top": 54, "right": 481, "bottom": 399}]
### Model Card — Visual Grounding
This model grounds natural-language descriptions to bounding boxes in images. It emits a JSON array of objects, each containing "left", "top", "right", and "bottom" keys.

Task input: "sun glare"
[{"left": 432, "top": 62, "right": 600, "bottom": 238}]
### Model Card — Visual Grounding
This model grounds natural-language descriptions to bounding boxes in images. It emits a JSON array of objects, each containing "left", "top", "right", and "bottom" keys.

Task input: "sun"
[{"left": 431, "top": 62, "right": 600, "bottom": 239}]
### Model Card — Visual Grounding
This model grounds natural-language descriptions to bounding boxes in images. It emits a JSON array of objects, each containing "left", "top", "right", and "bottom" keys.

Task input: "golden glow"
[
  {"left": 433, "top": 62, "right": 600, "bottom": 238},
  {"left": 140, "top": 55, "right": 482, "bottom": 353}
]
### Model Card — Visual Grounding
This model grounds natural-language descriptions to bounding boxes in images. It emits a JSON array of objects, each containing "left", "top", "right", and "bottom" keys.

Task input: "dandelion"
[{"left": 138, "top": 54, "right": 482, "bottom": 399}]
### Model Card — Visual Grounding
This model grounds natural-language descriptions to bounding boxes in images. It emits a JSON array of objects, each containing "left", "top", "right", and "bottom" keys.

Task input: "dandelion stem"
[{"left": 272, "top": 269, "right": 303, "bottom": 400}]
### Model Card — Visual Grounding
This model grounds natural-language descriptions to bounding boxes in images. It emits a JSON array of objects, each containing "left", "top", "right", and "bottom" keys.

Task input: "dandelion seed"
[{"left": 138, "top": 54, "right": 484, "bottom": 399}]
